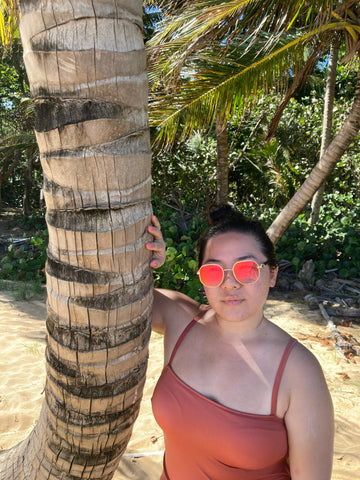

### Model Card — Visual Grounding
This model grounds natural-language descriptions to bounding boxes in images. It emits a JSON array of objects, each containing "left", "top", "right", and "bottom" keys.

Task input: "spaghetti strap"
[
  {"left": 271, "top": 338, "right": 297, "bottom": 415},
  {"left": 168, "top": 309, "right": 208, "bottom": 366}
]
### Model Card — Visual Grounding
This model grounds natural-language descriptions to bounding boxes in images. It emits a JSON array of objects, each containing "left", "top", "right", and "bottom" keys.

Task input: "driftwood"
[
  {"left": 311, "top": 273, "right": 360, "bottom": 324},
  {"left": 326, "top": 307, "right": 360, "bottom": 318},
  {"left": 318, "top": 302, "right": 359, "bottom": 362},
  {"left": 315, "top": 284, "right": 360, "bottom": 303},
  {"left": 277, "top": 263, "right": 360, "bottom": 360},
  {"left": 336, "top": 278, "right": 360, "bottom": 290}
]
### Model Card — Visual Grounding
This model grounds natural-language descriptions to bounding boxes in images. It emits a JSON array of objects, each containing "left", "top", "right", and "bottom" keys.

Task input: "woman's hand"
[{"left": 146, "top": 214, "right": 166, "bottom": 269}]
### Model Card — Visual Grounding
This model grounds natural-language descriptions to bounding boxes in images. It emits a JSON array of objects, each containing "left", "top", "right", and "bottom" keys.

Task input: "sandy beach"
[{"left": 0, "top": 290, "right": 359, "bottom": 479}]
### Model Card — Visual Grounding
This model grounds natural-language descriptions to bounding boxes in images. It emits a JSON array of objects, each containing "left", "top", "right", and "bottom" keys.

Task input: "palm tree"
[
  {"left": 309, "top": 36, "right": 340, "bottom": 226},
  {"left": 267, "top": 60, "right": 360, "bottom": 243},
  {"left": 0, "top": 1, "right": 153, "bottom": 479},
  {"left": 147, "top": 0, "right": 360, "bottom": 240}
]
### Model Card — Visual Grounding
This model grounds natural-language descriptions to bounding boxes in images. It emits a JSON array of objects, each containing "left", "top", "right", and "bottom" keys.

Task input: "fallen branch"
[
  {"left": 343, "top": 285, "right": 360, "bottom": 295},
  {"left": 336, "top": 278, "right": 360, "bottom": 289},
  {"left": 318, "top": 303, "right": 355, "bottom": 362},
  {"left": 316, "top": 285, "right": 352, "bottom": 298},
  {"left": 326, "top": 307, "right": 360, "bottom": 319}
]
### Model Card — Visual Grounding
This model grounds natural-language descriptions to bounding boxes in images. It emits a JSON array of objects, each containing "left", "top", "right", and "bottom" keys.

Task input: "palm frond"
[
  {"left": 0, "top": 132, "right": 37, "bottom": 156},
  {"left": 147, "top": 0, "right": 344, "bottom": 94},
  {"left": 148, "top": 0, "right": 334, "bottom": 58},
  {"left": 0, "top": 0, "right": 20, "bottom": 50},
  {"left": 149, "top": 22, "right": 342, "bottom": 148}
]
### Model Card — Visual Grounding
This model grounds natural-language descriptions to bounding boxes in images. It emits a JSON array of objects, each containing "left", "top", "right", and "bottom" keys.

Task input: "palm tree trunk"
[
  {"left": 215, "top": 110, "right": 229, "bottom": 205},
  {"left": 267, "top": 60, "right": 360, "bottom": 245},
  {"left": 309, "top": 37, "right": 340, "bottom": 226},
  {"left": 0, "top": 1, "right": 152, "bottom": 480}
]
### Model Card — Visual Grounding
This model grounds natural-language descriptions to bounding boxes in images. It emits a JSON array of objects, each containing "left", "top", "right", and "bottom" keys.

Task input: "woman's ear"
[{"left": 269, "top": 265, "right": 279, "bottom": 288}]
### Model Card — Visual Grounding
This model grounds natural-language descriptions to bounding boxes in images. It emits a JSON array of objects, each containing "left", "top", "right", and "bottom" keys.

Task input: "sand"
[{"left": 0, "top": 290, "right": 359, "bottom": 479}]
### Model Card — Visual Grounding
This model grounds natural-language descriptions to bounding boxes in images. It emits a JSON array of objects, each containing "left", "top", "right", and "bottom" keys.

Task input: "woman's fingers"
[
  {"left": 147, "top": 215, "right": 162, "bottom": 239},
  {"left": 146, "top": 215, "right": 166, "bottom": 268},
  {"left": 146, "top": 240, "right": 164, "bottom": 254},
  {"left": 151, "top": 214, "right": 161, "bottom": 230}
]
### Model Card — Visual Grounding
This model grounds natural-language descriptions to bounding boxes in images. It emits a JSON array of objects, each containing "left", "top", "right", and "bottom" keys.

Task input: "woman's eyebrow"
[
  {"left": 236, "top": 255, "right": 257, "bottom": 261},
  {"left": 203, "top": 255, "right": 257, "bottom": 263}
]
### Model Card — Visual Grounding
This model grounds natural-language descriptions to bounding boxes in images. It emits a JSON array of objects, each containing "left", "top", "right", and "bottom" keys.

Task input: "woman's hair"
[{"left": 197, "top": 204, "right": 277, "bottom": 269}]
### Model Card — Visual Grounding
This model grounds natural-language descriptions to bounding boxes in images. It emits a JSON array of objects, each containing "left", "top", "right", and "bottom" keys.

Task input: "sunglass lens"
[
  {"left": 233, "top": 261, "right": 259, "bottom": 284},
  {"left": 199, "top": 265, "right": 223, "bottom": 287}
]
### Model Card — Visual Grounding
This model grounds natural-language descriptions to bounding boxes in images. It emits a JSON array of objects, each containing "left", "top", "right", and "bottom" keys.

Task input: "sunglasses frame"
[{"left": 197, "top": 260, "right": 269, "bottom": 287}]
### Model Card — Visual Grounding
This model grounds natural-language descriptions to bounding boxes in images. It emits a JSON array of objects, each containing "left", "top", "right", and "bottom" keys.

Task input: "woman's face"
[{"left": 201, "top": 231, "right": 278, "bottom": 329}]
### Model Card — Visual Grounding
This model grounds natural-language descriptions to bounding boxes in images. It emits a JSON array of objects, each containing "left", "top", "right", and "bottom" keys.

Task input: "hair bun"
[{"left": 208, "top": 203, "right": 237, "bottom": 225}]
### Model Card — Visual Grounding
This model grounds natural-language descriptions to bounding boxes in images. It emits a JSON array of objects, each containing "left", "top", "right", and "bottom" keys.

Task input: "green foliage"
[
  {"left": 336, "top": 61, "right": 358, "bottom": 101},
  {"left": 274, "top": 193, "right": 360, "bottom": 279},
  {"left": 0, "top": 210, "right": 48, "bottom": 282},
  {"left": 19, "top": 208, "right": 46, "bottom": 231},
  {"left": 226, "top": 88, "right": 360, "bottom": 208},
  {"left": 0, "top": 196, "right": 357, "bottom": 297},
  {"left": 151, "top": 134, "right": 217, "bottom": 220},
  {"left": 152, "top": 193, "right": 360, "bottom": 300},
  {"left": 0, "top": 42, "right": 39, "bottom": 211},
  {"left": 0, "top": 43, "right": 28, "bottom": 108},
  {"left": 151, "top": 199, "right": 207, "bottom": 301}
]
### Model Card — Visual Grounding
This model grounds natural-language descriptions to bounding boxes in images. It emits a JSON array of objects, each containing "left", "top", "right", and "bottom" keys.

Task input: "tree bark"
[
  {"left": 0, "top": 1, "right": 152, "bottom": 479},
  {"left": 310, "top": 37, "right": 340, "bottom": 226},
  {"left": 267, "top": 59, "right": 360, "bottom": 245}
]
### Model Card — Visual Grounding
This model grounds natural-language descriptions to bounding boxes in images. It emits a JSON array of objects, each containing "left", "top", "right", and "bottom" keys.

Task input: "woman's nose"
[{"left": 222, "top": 269, "right": 240, "bottom": 288}]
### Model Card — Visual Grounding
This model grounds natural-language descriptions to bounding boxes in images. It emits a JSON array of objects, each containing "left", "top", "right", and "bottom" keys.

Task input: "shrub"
[
  {"left": 1, "top": 194, "right": 357, "bottom": 294},
  {"left": 0, "top": 209, "right": 48, "bottom": 282},
  {"left": 152, "top": 193, "right": 360, "bottom": 300},
  {"left": 0, "top": 228, "right": 48, "bottom": 282}
]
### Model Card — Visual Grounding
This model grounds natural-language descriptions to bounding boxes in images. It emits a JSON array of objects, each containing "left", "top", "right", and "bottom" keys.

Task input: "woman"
[{"left": 146, "top": 206, "right": 334, "bottom": 480}]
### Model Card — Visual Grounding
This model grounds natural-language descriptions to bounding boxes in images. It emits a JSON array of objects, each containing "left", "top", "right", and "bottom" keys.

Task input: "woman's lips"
[{"left": 223, "top": 298, "right": 244, "bottom": 305}]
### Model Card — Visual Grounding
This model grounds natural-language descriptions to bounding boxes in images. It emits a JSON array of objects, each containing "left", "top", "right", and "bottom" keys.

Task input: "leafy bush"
[
  {"left": 255, "top": 193, "right": 360, "bottom": 280},
  {"left": 151, "top": 136, "right": 216, "bottom": 221},
  {"left": 1, "top": 194, "right": 357, "bottom": 293},
  {"left": 152, "top": 193, "right": 360, "bottom": 300},
  {"left": 151, "top": 199, "right": 207, "bottom": 301},
  {"left": 0, "top": 210, "right": 48, "bottom": 282}
]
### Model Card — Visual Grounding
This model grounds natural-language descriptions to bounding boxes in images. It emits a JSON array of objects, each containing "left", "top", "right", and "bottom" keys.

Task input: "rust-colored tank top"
[{"left": 152, "top": 312, "right": 296, "bottom": 479}]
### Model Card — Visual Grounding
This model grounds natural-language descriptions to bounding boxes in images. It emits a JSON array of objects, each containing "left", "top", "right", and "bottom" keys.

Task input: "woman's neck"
[{"left": 213, "top": 312, "right": 267, "bottom": 342}]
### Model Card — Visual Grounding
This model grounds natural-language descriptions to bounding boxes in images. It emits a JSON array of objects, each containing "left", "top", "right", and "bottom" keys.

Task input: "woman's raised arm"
[{"left": 146, "top": 214, "right": 200, "bottom": 335}]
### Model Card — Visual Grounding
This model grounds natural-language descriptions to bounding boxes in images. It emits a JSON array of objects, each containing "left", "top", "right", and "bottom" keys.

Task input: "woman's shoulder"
[
  {"left": 288, "top": 339, "right": 326, "bottom": 378},
  {"left": 279, "top": 334, "right": 330, "bottom": 405},
  {"left": 267, "top": 321, "right": 323, "bottom": 375},
  {"left": 263, "top": 321, "right": 327, "bottom": 388},
  {"left": 266, "top": 323, "right": 331, "bottom": 419}
]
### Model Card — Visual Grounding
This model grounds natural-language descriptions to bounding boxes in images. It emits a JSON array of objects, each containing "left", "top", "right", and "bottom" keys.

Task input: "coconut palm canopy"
[
  {"left": 2, "top": 0, "right": 359, "bottom": 148},
  {"left": 146, "top": 0, "right": 360, "bottom": 147}
]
